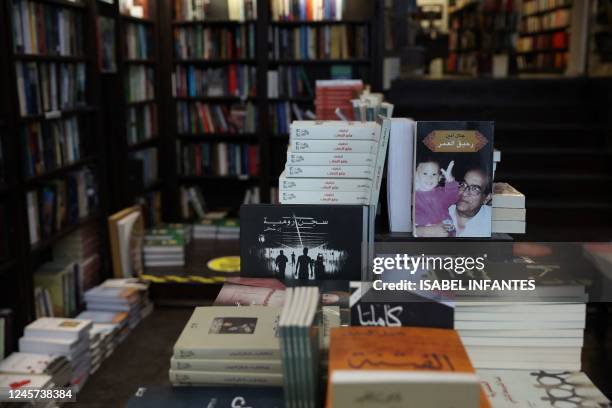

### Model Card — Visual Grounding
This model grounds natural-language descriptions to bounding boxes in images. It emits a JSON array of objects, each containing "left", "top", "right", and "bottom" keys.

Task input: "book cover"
[
  {"left": 479, "top": 370, "right": 610, "bottom": 407},
  {"left": 173, "top": 306, "right": 281, "bottom": 360},
  {"left": 214, "top": 283, "right": 286, "bottom": 307},
  {"left": 170, "top": 357, "right": 282, "bottom": 373},
  {"left": 127, "top": 386, "right": 283, "bottom": 408},
  {"left": 413, "top": 122, "right": 494, "bottom": 238},
  {"left": 24, "top": 317, "right": 92, "bottom": 341},
  {"left": 240, "top": 204, "right": 368, "bottom": 281}
]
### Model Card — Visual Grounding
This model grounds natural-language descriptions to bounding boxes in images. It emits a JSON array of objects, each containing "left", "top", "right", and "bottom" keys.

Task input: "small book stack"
[
  {"left": 315, "top": 80, "right": 363, "bottom": 120},
  {"left": 143, "top": 224, "right": 192, "bottom": 268},
  {"left": 350, "top": 91, "right": 394, "bottom": 122},
  {"left": 17, "top": 318, "right": 92, "bottom": 392},
  {"left": 0, "top": 352, "right": 72, "bottom": 388},
  {"left": 279, "top": 120, "right": 390, "bottom": 205},
  {"left": 326, "top": 327, "right": 487, "bottom": 408},
  {"left": 279, "top": 287, "right": 321, "bottom": 408},
  {"left": 76, "top": 310, "right": 129, "bottom": 372},
  {"left": 84, "top": 285, "right": 142, "bottom": 330},
  {"left": 193, "top": 217, "right": 240, "bottom": 240},
  {"left": 170, "top": 306, "right": 282, "bottom": 387},
  {"left": 101, "top": 278, "right": 154, "bottom": 320},
  {"left": 491, "top": 182, "right": 526, "bottom": 234}
]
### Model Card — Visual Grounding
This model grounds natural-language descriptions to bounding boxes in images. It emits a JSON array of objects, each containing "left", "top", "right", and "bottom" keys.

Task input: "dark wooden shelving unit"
[{"left": 0, "top": 0, "right": 111, "bottom": 350}]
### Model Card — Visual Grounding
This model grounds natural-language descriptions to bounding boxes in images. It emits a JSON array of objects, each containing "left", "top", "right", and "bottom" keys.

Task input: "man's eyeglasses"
[{"left": 459, "top": 182, "right": 483, "bottom": 196}]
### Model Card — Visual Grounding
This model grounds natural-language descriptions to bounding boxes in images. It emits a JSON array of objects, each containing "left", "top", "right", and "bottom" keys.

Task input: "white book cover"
[
  {"left": 19, "top": 336, "right": 79, "bottom": 354},
  {"left": 24, "top": 318, "right": 92, "bottom": 341},
  {"left": 279, "top": 190, "right": 370, "bottom": 205},
  {"left": 290, "top": 121, "right": 379, "bottom": 141},
  {"left": 0, "top": 352, "right": 60, "bottom": 375},
  {"left": 290, "top": 139, "right": 378, "bottom": 154},
  {"left": 286, "top": 151, "right": 376, "bottom": 166},
  {"left": 169, "top": 369, "right": 282, "bottom": 386},
  {"left": 492, "top": 207, "right": 526, "bottom": 221},
  {"left": 492, "top": 220, "right": 526, "bottom": 234},
  {"left": 76, "top": 311, "right": 127, "bottom": 325},
  {"left": 279, "top": 171, "right": 371, "bottom": 192},
  {"left": 387, "top": 118, "right": 416, "bottom": 231},
  {"left": 492, "top": 183, "right": 525, "bottom": 208},
  {"left": 170, "top": 357, "right": 282, "bottom": 373},
  {"left": 286, "top": 165, "right": 373, "bottom": 179},
  {"left": 478, "top": 370, "right": 610, "bottom": 407}
]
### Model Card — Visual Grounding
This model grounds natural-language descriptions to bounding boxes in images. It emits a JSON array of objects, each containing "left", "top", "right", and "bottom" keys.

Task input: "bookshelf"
[
  {"left": 0, "top": 0, "right": 110, "bottom": 349},
  {"left": 160, "top": 0, "right": 381, "bottom": 218},
  {"left": 517, "top": 0, "right": 572, "bottom": 74},
  {"left": 447, "top": 0, "right": 519, "bottom": 76}
]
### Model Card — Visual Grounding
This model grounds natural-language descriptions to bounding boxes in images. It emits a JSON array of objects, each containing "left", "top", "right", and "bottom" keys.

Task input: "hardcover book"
[
  {"left": 240, "top": 204, "right": 369, "bottom": 281},
  {"left": 173, "top": 306, "right": 281, "bottom": 360},
  {"left": 413, "top": 122, "right": 494, "bottom": 238}
]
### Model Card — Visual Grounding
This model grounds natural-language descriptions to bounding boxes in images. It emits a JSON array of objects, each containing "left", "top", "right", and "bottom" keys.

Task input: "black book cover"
[
  {"left": 240, "top": 204, "right": 367, "bottom": 281},
  {"left": 413, "top": 121, "right": 494, "bottom": 238},
  {"left": 127, "top": 386, "right": 283, "bottom": 408}
]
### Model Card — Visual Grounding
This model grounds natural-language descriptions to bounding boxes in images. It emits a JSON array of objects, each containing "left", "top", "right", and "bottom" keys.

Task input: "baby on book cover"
[{"left": 413, "top": 122, "right": 494, "bottom": 238}]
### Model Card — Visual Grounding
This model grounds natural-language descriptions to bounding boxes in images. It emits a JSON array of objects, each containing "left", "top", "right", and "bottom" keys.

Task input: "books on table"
[
  {"left": 327, "top": 327, "right": 487, "bottom": 408},
  {"left": 491, "top": 182, "right": 526, "bottom": 234},
  {"left": 170, "top": 306, "right": 282, "bottom": 387},
  {"left": 0, "top": 352, "right": 71, "bottom": 387}
]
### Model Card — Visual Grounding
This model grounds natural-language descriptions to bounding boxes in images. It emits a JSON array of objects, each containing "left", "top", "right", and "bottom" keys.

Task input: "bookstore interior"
[{"left": 0, "top": 0, "right": 611, "bottom": 406}]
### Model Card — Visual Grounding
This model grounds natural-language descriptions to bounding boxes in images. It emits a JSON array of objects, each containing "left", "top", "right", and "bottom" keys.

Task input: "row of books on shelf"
[
  {"left": 269, "top": 102, "right": 315, "bottom": 135},
  {"left": 177, "top": 101, "right": 257, "bottom": 134},
  {"left": 267, "top": 66, "right": 314, "bottom": 99},
  {"left": 181, "top": 142, "right": 259, "bottom": 177},
  {"left": 521, "top": 9, "right": 570, "bottom": 32},
  {"left": 521, "top": 0, "right": 571, "bottom": 16},
  {"left": 173, "top": 65, "right": 256, "bottom": 98},
  {"left": 174, "top": 24, "right": 256, "bottom": 61},
  {"left": 268, "top": 25, "right": 369, "bottom": 60},
  {"left": 16, "top": 62, "right": 86, "bottom": 117},
  {"left": 1, "top": 279, "right": 153, "bottom": 396},
  {"left": 11, "top": 0, "right": 85, "bottom": 56},
  {"left": 270, "top": 0, "right": 349, "bottom": 21},
  {"left": 125, "top": 22, "right": 154, "bottom": 60},
  {"left": 129, "top": 147, "right": 158, "bottom": 187},
  {"left": 517, "top": 31, "right": 568, "bottom": 52},
  {"left": 26, "top": 167, "right": 98, "bottom": 246},
  {"left": 21, "top": 117, "right": 83, "bottom": 178},
  {"left": 517, "top": 51, "right": 567, "bottom": 71},
  {"left": 127, "top": 104, "right": 157, "bottom": 145},
  {"left": 173, "top": 0, "right": 258, "bottom": 22},
  {"left": 125, "top": 66, "right": 155, "bottom": 103}
]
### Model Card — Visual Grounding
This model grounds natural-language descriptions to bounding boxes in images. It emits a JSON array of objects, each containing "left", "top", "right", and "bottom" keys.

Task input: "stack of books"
[
  {"left": 326, "top": 327, "right": 485, "bottom": 408},
  {"left": 315, "top": 80, "right": 363, "bottom": 120},
  {"left": 491, "top": 182, "right": 526, "bottom": 234},
  {"left": 193, "top": 217, "right": 240, "bottom": 240},
  {"left": 278, "top": 287, "right": 321, "bottom": 408},
  {"left": 76, "top": 310, "right": 129, "bottom": 373},
  {"left": 279, "top": 120, "right": 389, "bottom": 205},
  {"left": 170, "top": 306, "right": 282, "bottom": 387},
  {"left": 84, "top": 285, "right": 142, "bottom": 330},
  {"left": 143, "top": 224, "right": 192, "bottom": 268},
  {"left": 100, "top": 278, "right": 154, "bottom": 322},
  {"left": 17, "top": 318, "right": 92, "bottom": 392},
  {"left": 0, "top": 352, "right": 71, "bottom": 388}
]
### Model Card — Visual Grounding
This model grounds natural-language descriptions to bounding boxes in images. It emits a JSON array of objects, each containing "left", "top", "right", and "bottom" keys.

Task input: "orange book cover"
[{"left": 326, "top": 327, "right": 490, "bottom": 408}]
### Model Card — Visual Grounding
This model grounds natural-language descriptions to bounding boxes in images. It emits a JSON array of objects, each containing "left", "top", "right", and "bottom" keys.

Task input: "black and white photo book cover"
[{"left": 240, "top": 204, "right": 369, "bottom": 281}]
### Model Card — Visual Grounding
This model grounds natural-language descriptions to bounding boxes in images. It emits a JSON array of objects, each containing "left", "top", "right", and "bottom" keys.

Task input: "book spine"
[
  {"left": 290, "top": 139, "right": 378, "bottom": 153},
  {"left": 290, "top": 122, "right": 379, "bottom": 140},
  {"left": 286, "top": 165, "right": 373, "bottom": 179},
  {"left": 369, "top": 118, "right": 390, "bottom": 206},
  {"left": 173, "top": 348, "right": 280, "bottom": 360},
  {"left": 170, "top": 358, "right": 282, "bottom": 373},
  {"left": 279, "top": 176, "right": 371, "bottom": 192},
  {"left": 279, "top": 190, "right": 370, "bottom": 205},
  {"left": 287, "top": 152, "right": 375, "bottom": 166},
  {"left": 169, "top": 370, "right": 282, "bottom": 386}
]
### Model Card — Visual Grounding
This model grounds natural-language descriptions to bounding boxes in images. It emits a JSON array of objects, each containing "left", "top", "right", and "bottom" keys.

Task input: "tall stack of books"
[
  {"left": 17, "top": 318, "right": 92, "bottom": 392},
  {"left": 279, "top": 120, "right": 389, "bottom": 205},
  {"left": 491, "top": 182, "right": 526, "bottom": 234},
  {"left": 315, "top": 80, "right": 363, "bottom": 120},
  {"left": 0, "top": 352, "right": 72, "bottom": 388},
  {"left": 76, "top": 310, "right": 129, "bottom": 373},
  {"left": 278, "top": 287, "right": 321, "bottom": 408},
  {"left": 170, "top": 306, "right": 282, "bottom": 387},
  {"left": 143, "top": 224, "right": 192, "bottom": 268}
]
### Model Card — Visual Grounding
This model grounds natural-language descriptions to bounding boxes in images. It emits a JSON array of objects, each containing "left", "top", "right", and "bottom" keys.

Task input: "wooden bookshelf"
[{"left": 0, "top": 0, "right": 111, "bottom": 346}]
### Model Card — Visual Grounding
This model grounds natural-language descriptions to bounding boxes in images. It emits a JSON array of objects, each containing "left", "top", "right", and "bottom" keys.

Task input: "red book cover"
[{"left": 306, "top": 0, "right": 312, "bottom": 21}]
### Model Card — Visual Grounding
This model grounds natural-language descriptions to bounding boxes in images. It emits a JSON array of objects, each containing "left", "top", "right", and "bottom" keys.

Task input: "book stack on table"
[
  {"left": 169, "top": 306, "right": 283, "bottom": 387},
  {"left": 143, "top": 224, "right": 192, "bottom": 268},
  {"left": 75, "top": 310, "right": 129, "bottom": 373},
  {"left": 491, "top": 182, "right": 526, "bottom": 234}
]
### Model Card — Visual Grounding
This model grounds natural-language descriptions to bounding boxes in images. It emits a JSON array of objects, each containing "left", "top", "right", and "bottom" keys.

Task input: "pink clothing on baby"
[{"left": 415, "top": 181, "right": 459, "bottom": 226}]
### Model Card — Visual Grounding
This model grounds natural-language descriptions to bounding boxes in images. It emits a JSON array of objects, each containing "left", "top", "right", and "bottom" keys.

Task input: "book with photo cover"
[
  {"left": 240, "top": 204, "right": 369, "bottom": 281},
  {"left": 413, "top": 122, "right": 494, "bottom": 238}
]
